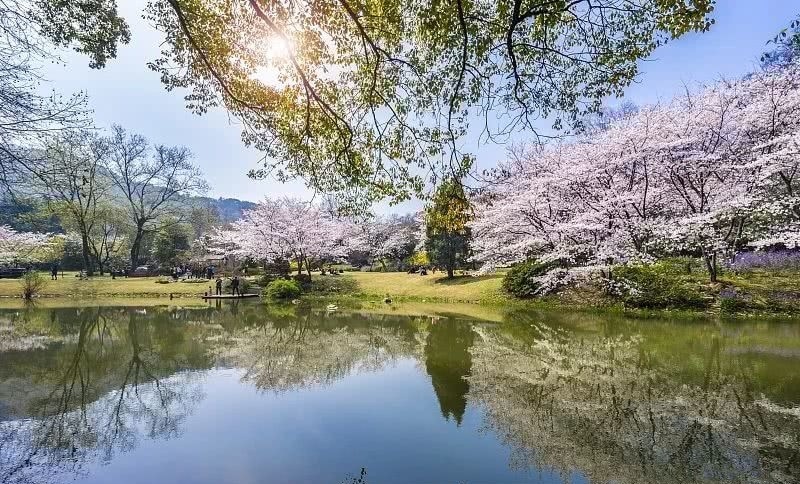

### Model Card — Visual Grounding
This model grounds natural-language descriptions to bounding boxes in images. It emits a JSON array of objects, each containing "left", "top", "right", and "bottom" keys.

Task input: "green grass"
[
  {"left": 5, "top": 265, "right": 800, "bottom": 318},
  {"left": 337, "top": 271, "right": 507, "bottom": 303},
  {"left": 0, "top": 272, "right": 247, "bottom": 299},
  {"left": 0, "top": 270, "right": 504, "bottom": 303}
]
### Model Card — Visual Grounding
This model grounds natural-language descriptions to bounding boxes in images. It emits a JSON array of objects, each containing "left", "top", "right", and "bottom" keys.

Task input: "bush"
[
  {"left": 309, "top": 275, "right": 359, "bottom": 295},
  {"left": 612, "top": 263, "right": 709, "bottom": 309},
  {"left": 21, "top": 271, "right": 47, "bottom": 299},
  {"left": 334, "top": 265, "right": 359, "bottom": 272},
  {"left": 719, "top": 287, "right": 753, "bottom": 313},
  {"left": 258, "top": 274, "right": 279, "bottom": 287},
  {"left": 502, "top": 260, "right": 553, "bottom": 298},
  {"left": 292, "top": 273, "right": 312, "bottom": 288},
  {"left": 656, "top": 256, "right": 706, "bottom": 276},
  {"left": 265, "top": 279, "right": 301, "bottom": 300}
]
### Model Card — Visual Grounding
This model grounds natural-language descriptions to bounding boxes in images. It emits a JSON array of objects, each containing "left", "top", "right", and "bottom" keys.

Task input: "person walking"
[
  {"left": 215, "top": 276, "right": 223, "bottom": 296},
  {"left": 231, "top": 275, "right": 241, "bottom": 296},
  {"left": 51, "top": 263, "right": 59, "bottom": 280}
]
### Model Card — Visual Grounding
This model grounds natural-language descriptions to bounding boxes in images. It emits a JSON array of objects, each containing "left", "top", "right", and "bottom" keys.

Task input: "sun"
[
  {"left": 253, "top": 34, "right": 297, "bottom": 87},
  {"left": 263, "top": 35, "right": 294, "bottom": 62}
]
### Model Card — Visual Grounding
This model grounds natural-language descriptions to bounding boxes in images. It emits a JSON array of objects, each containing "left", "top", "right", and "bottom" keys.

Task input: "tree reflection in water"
[
  {"left": 0, "top": 307, "right": 208, "bottom": 484},
  {"left": 424, "top": 319, "right": 475, "bottom": 425},
  {"left": 0, "top": 303, "right": 798, "bottom": 484},
  {"left": 0, "top": 304, "right": 430, "bottom": 483},
  {"left": 468, "top": 321, "right": 800, "bottom": 483},
  {"left": 214, "top": 307, "right": 425, "bottom": 392}
]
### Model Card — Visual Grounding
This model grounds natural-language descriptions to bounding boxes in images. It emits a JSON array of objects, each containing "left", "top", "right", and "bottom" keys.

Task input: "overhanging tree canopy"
[{"left": 144, "top": 0, "right": 714, "bottom": 208}]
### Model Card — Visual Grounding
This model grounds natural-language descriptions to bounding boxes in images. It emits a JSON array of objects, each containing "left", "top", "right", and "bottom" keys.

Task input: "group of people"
[
  {"left": 171, "top": 264, "right": 217, "bottom": 280},
  {"left": 45, "top": 259, "right": 248, "bottom": 296}
]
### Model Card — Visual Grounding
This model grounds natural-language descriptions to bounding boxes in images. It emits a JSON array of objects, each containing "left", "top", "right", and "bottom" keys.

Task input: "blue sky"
[{"left": 42, "top": 0, "right": 798, "bottom": 210}]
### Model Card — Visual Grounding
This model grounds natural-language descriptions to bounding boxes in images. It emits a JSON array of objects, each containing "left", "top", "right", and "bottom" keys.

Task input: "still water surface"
[{"left": 0, "top": 302, "right": 799, "bottom": 483}]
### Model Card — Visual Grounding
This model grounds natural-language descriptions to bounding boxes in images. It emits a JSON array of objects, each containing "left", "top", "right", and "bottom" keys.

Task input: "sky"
[{"left": 42, "top": 0, "right": 799, "bottom": 211}]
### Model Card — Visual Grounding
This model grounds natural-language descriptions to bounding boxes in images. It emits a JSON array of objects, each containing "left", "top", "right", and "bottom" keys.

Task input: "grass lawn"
[
  {"left": 5, "top": 265, "right": 798, "bottom": 316},
  {"left": 341, "top": 271, "right": 507, "bottom": 303},
  {"left": 0, "top": 272, "right": 218, "bottom": 299},
  {"left": 0, "top": 270, "right": 504, "bottom": 303}
]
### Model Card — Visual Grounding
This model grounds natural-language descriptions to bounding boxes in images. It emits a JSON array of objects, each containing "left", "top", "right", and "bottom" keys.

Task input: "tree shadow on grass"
[{"left": 433, "top": 274, "right": 501, "bottom": 286}]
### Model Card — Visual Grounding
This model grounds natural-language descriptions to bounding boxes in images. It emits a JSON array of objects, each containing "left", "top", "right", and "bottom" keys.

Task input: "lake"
[{"left": 0, "top": 301, "right": 798, "bottom": 483}]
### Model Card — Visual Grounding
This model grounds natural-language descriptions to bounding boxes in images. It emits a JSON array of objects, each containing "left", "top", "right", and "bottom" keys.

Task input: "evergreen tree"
[{"left": 424, "top": 180, "right": 472, "bottom": 279}]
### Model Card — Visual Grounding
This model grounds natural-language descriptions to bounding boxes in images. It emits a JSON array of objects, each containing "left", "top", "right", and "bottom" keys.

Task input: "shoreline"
[
  {"left": 2, "top": 292, "right": 795, "bottom": 322},
  {"left": 1, "top": 270, "right": 799, "bottom": 320}
]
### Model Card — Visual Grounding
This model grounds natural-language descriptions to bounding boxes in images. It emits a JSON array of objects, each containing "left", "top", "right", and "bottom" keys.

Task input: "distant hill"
[{"left": 195, "top": 197, "right": 256, "bottom": 223}]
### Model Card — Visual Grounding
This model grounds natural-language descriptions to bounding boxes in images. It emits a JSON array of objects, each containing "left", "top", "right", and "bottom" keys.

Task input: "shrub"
[
  {"left": 656, "top": 257, "right": 706, "bottom": 276},
  {"left": 258, "top": 274, "right": 279, "bottom": 287},
  {"left": 265, "top": 279, "right": 301, "bottom": 300},
  {"left": 309, "top": 276, "right": 359, "bottom": 295},
  {"left": 502, "top": 260, "right": 553, "bottom": 298},
  {"left": 719, "top": 287, "right": 753, "bottom": 313},
  {"left": 612, "top": 263, "right": 709, "bottom": 309},
  {"left": 292, "top": 273, "right": 312, "bottom": 288},
  {"left": 21, "top": 271, "right": 47, "bottom": 300}
]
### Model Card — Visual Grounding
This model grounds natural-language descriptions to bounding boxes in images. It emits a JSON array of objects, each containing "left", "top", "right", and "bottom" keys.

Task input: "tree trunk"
[
  {"left": 703, "top": 251, "right": 718, "bottom": 283},
  {"left": 80, "top": 233, "right": 94, "bottom": 276},
  {"left": 130, "top": 222, "right": 145, "bottom": 270},
  {"left": 446, "top": 245, "right": 455, "bottom": 279}
]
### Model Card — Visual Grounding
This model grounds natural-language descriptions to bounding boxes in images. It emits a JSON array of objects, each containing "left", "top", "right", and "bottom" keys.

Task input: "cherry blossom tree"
[
  {"left": 0, "top": 225, "right": 53, "bottom": 264},
  {"left": 471, "top": 61, "right": 800, "bottom": 288},
  {"left": 212, "top": 198, "right": 346, "bottom": 275},
  {"left": 345, "top": 214, "right": 419, "bottom": 270}
]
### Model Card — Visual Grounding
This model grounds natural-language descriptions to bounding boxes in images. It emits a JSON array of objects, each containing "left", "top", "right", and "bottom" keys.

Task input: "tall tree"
[
  {"left": 31, "top": 131, "right": 110, "bottom": 275},
  {"left": 87, "top": 202, "right": 128, "bottom": 274},
  {"left": 141, "top": 0, "right": 714, "bottom": 208},
  {"left": 425, "top": 179, "right": 472, "bottom": 278},
  {"left": 150, "top": 219, "right": 192, "bottom": 267},
  {"left": 104, "top": 126, "right": 207, "bottom": 269}
]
